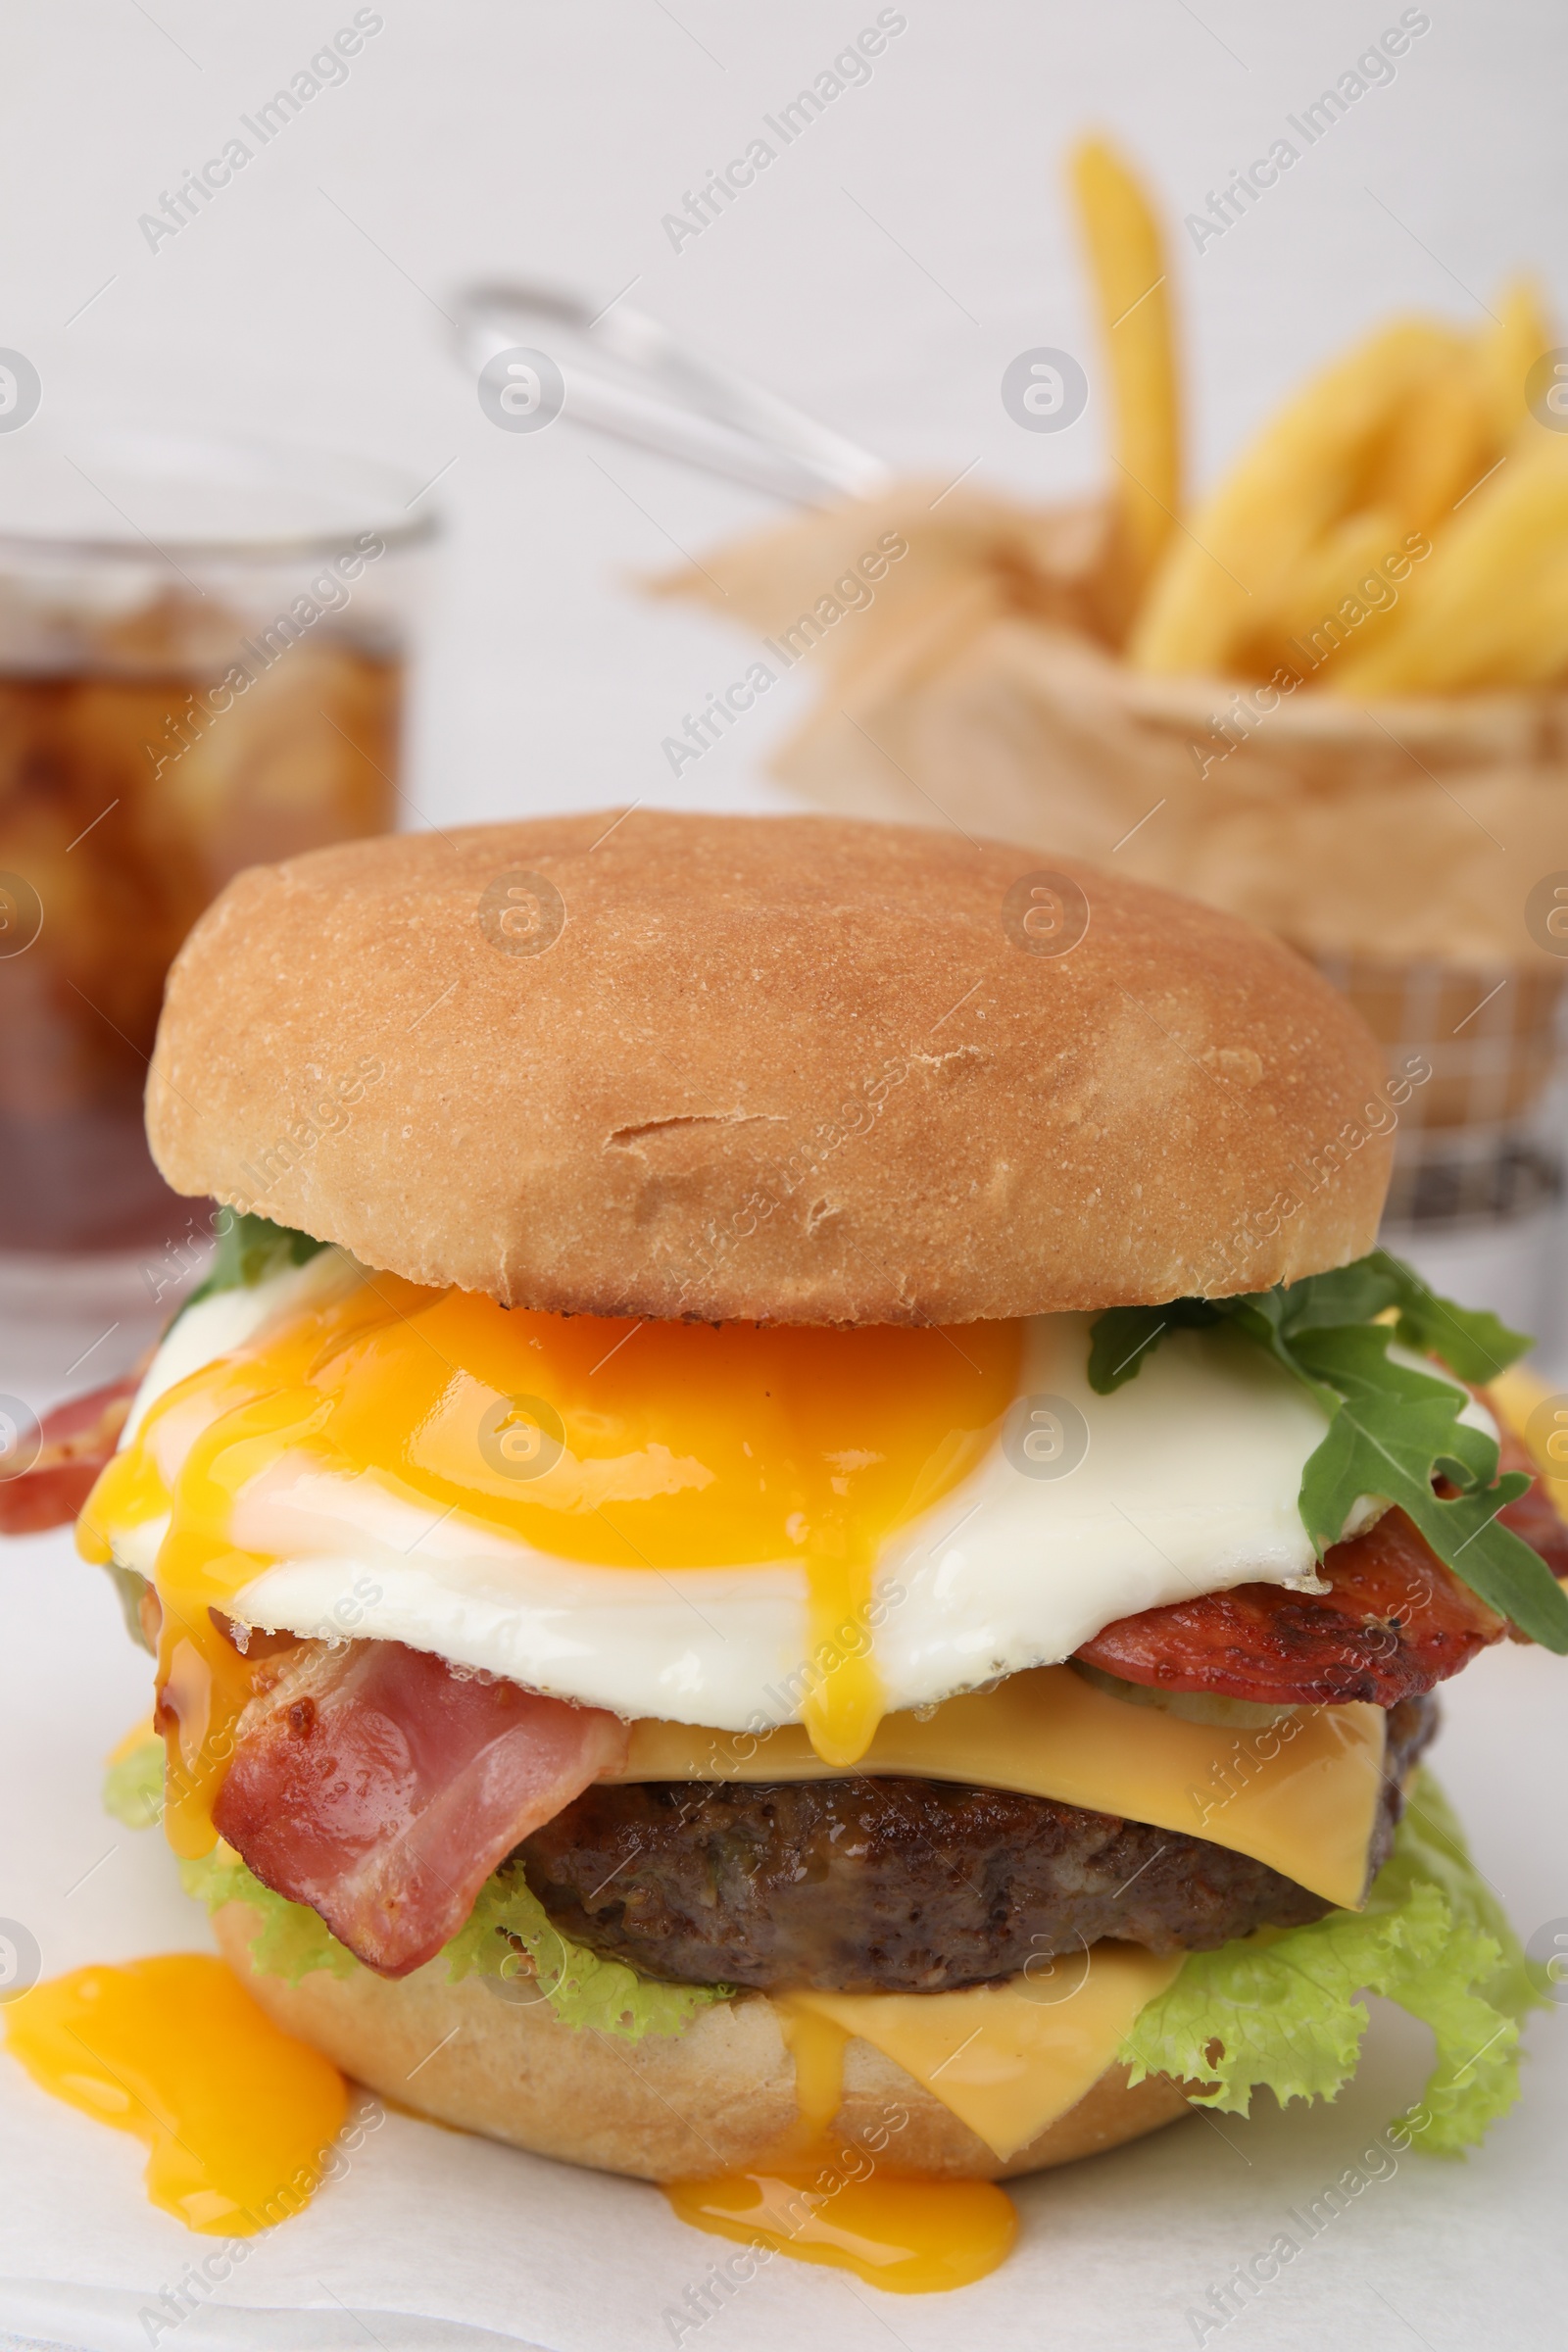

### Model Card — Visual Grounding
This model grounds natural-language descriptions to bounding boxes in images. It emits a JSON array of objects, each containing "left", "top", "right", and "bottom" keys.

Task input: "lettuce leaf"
[
  {"left": 179, "top": 1846, "right": 359, "bottom": 1984},
  {"left": 102, "top": 1737, "right": 167, "bottom": 1831},
  {"left": 155, "top": 1775, "right": 724, "bottom": 2040},
  {"left": 177, "top": 1843, "right": 722, "bottom": 2038},
  {"left": 444, "top": 1861, "right": 728, "bottom": 2040},
  {"left": 1119, "top": 1771, "right": 1541, "bottom": 2155}
]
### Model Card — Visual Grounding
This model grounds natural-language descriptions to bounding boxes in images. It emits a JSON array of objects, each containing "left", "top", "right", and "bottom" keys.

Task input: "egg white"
[{"left": 112, "top": 1254, "right": 1493, "bottom": 1732}]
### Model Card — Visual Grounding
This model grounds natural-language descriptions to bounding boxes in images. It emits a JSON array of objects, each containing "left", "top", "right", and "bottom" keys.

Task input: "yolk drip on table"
[
  {"left": 662, "top": 2001, "right": 1019, "bottom": 2293},
  {"left": 5, "top": 1953, "right": 347, "bottom": 2234}
]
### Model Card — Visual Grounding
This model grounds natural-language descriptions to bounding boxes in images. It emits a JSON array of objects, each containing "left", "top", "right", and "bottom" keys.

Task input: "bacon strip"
[
  {"left": 1076, "top": 1423, "right": 1568, "bottom": 1707},
  {"left": 0, "top": 1370, "right": 141, "bottom": 1536},
  {"left": 213, "top": 1639, "right": 628, "bottom": 1977}
]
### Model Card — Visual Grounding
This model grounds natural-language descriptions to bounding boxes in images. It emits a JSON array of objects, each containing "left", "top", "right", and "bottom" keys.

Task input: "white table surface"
[{"left": 4, "top": 3, "right": 1568, "bottom": 2344}]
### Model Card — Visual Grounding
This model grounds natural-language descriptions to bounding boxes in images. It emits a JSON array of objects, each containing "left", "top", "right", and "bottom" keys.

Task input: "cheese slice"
[
  {"left": 782, "top": 1945, "right": 1185, "bottom": 2161},
  {"left": 1492, "top": 1366, "right": 1568, "bottom": 1503},
  {"left": 613, "top": 1664, "right": 1386, "bottom": 1910}
]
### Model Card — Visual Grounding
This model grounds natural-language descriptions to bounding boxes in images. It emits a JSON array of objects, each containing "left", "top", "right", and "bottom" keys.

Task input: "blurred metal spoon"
[{"left": 452, "top": 279, "right": 889, "bottom": 508}]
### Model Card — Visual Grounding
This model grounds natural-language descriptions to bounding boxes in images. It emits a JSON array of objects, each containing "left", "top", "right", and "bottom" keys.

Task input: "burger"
[{"left": 14, "top": 811, "right": 1565, "bottom": 2292}]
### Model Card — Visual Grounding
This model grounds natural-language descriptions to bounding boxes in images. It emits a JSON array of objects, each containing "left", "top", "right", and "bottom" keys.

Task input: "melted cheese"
[
  {"left": 782, "top": 1944, "right": 1186, "bottom": 2162},
  {"left": 1492, "top": 1365, "right": 1568, "bottom": 1502},
  {"left": 614, "top": 1665, "right": 1387, "bottom": 1909}
]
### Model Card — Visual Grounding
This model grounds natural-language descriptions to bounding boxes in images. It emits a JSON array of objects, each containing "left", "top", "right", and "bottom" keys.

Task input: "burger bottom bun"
[{"left": 216, "top": 1902, "right": 1192, "bottom": 2182}]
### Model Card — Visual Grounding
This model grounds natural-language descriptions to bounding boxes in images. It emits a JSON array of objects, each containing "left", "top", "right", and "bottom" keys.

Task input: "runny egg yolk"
[
  {"left": 662, "top": 2003, "right": 1018, "bottom": 2291},
  {"left": 662, "top": 2165, "right": 1019, "bottom": 2292},
  {"left": 78, "top": 1274, "right": 1023, "bottom": 1846},
  {"left": 4, "top": 1955, "right": 347, "bottom": 2233},
  {"left": 662, "top": 2167, "right": 1019, "bottom": 2292}
]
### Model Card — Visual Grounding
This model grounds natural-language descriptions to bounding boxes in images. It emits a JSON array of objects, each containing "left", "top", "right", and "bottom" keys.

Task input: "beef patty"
[{"left": 520, "top": 1692, "right": 1436, "bottom": 1994}]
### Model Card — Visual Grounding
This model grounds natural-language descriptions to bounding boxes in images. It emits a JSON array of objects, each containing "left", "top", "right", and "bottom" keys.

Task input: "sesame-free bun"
[
  {"left": 148, "top": 811, "right": 1392, "bottom": 1324},
  {"left": 213, "top": 1901, "right": 1191, "bottom": 2181}
]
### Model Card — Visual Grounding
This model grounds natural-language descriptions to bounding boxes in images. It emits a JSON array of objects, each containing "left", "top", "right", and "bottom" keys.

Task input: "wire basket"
[{"left": 1305, "top": 955, "right": 1568, "bottom": 1227}]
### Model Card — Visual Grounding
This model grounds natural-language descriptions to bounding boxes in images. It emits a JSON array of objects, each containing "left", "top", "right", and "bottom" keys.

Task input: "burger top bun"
[
  {"left": 148, "top": 810, "right": 1394, "bottom": 1325},
  {"left": 214, "top": 1900, "right": 1192, "bottom": 2184}
]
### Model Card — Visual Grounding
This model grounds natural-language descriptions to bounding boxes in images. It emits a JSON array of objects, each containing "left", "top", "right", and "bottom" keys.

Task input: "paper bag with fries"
[{"left": 656, "top": 141, "right": 1568, "bottom": 1192}]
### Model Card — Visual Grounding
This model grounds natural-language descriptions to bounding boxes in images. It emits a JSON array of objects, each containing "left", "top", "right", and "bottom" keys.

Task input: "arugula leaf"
[
  {"left": 1086, "top": 1298, "right": 1221, "bottom": 1392},
  {"left": 180, "top": 1210, "right": 326, "bottom": 1317},
  {"left": 1238, "top": 1248, "right": 1529, "bottom": 1384},
  {"left": 1289, "top": 1324, "right": 1562, "bottom": 1643},
  {"left": 1363, "top": 1249, "right": 1529, "bottom": 1384},
  {"left": 1091, "top": 1250, "right": 1529, "bottom": 1394},
  {"left": 1086, "top": 1250, "right": 1568, "bottom": 1652}
]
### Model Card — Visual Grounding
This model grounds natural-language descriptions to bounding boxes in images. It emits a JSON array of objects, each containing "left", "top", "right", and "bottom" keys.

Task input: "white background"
[
  {"left": 3, "top": 4, "right": 1568, "bottom": 2348},
  {"left": 7, "top": 0, "right": 1567, "bottom": 834}
]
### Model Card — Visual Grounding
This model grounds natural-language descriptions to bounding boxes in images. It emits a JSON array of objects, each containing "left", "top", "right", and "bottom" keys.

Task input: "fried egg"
[{"left": 85, "top": 1248, "right": 1488, "bottom": 1773}]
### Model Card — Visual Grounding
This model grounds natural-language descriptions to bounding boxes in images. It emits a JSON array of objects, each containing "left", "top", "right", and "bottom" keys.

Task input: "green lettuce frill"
[{"left": 1118, "top": 1770, "right": 1541, "bottom": 2155}]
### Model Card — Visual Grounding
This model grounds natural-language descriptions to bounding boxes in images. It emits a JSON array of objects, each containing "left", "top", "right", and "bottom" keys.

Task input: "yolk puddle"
[
  {"left": 5, "top": 1954, "right": 347, "bottom": 2233},
  {"left": 81, "top": 1272, "right": 1022, "bottom": 1797},
  {"left": 661, "top": 1995, "right": 1016, "bottom": 2293},
  {"left": 662, "top": 2169, "right": 1018, "bottom": 2294}
]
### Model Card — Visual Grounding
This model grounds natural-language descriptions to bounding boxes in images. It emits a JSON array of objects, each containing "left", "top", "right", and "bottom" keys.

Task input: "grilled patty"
[{"left": 520, "top": 1692, "right": 1436, "bottom": 1994}]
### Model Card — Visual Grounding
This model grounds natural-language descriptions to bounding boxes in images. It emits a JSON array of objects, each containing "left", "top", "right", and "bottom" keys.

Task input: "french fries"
[
  {"left": 1259, "top": 508, "right": 1403, "bottom": 666},
  {"left": 1336, "top": 436, "right": 1568, "bottom": 693},
  {"left": 1068, "top": 139, "right": 1181, "bottom": 613},
  {"left": 1076, "top": 146, "right": 1563, "bottom": 696},
  {"left": 1373, "top": 358, "right": 1493, "bottom": 537},
  {"left": 1128, "top": 321, "right": 1462, "bottom": 676},
  {"left": 1476, "top": 277, "right": 1552, "bottom": 442}
]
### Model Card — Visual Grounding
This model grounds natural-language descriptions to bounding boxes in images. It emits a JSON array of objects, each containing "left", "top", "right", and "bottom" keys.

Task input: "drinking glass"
[{"left": 0, "top": 425, "right": 432, "bottom": 1311}]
